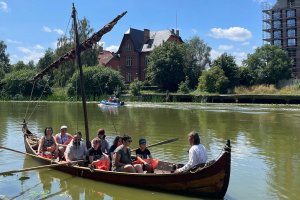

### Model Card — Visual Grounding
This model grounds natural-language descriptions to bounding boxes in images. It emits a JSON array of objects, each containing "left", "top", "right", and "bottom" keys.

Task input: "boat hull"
[
  {"left": 99, "top": 100, "right": 124, "bottom": 107},
  {"left": 23, "top": 130, "right": 230, "bottom": 198}
]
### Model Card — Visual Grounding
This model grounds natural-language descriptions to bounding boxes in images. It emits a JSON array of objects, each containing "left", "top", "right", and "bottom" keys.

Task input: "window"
[
  {"left": 287, "top": 29, "right": 296, "bottom": 38},
  {"left": 273, "top": 30, "right": 282, "bottom": 39},
  {"left": 273, "top": 20, "right": 281, "bottom": 29},
  {"left": 288, "top": 0, "right": 295, "bottom": 7},
  {"left": 287, "top": 19, "right": 296, "bottom": 27},
  {"left": 274, "top": 39, "right": 282, "bottom": 46},
  {"left": 144, "top": 56, "right": 149, "bottom": 66},
  {"left": 288, "top": 38, "right": 296, "bottom": 46},
  {"left": 126, "top": 43, "right": 133, "bottom": 51},
  {"left": 126, "top": 56, "right": 132, "bottom": 66},
  {"left": 287, "top": 10, "right": 296, "bottom": 18},
  {"left": 126, "top": 72, "right": 132, "bottom": 82},
  {"left": 273, "top": 11, "right": 281, "bottom": 19}
]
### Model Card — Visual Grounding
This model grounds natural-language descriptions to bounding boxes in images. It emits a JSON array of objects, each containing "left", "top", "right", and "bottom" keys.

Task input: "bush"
[
  {"left": 234, "top": 85, "right": 278, "bottom": 94},
  {"left": 129, "top": 79, "right": 142, "bottom": 96},
  {"left": 178, "top": 80, "right": 190, "bottom": 94},
  {"left": 67, "top": 66, "right": 125, "bottom": 99},
  {"left": 198, "top": 66, "right": 229, "bottom": 94}
]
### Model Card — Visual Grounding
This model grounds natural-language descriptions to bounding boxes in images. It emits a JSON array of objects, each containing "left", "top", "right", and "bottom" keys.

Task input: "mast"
[{"left": 72, "top": 4, "right": 90, "bottom": 147}]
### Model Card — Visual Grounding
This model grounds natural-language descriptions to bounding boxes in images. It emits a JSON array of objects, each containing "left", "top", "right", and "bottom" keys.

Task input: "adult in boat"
[
  {"left": 97, "top": 128, "right": 110, "bottom": 154},
  {"left": 134, "top": 138, "right": 155, "bottom": 173},
  {"left": 111, "top": 135, "right": 143, "bottom": 173},
  {"left": 64, "top": 133, "right": 88, "bottom": 163},
  {"left": 55, "top": 125, "right": 73, "bottom": 160},
  {"left": 174, "top": 131, "right": 208, "bottom": 173},
  {"left": 37, "top": 127, "right": 58, "bottom": 158},
  {"left": 88, "top": 138, "right": 110, "bottom": 170},
  {"left": 109, "top": 135, "right": 122, "bottom": 160}
]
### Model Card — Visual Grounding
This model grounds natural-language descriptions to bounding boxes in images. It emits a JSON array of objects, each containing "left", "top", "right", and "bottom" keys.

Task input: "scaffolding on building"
[{"left": 262, "top": 2, "right": 272, "bottom": 45}]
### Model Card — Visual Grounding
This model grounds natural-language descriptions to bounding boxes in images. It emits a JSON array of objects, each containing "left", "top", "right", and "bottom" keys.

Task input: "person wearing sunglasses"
[{"left": 111, "top": 135, "right": 143, "bottom": 173}]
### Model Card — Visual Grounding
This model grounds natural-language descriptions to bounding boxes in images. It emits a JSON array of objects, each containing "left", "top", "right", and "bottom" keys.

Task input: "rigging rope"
[{"left": 24, "top": 81, "right": 36, "bottom": 121}]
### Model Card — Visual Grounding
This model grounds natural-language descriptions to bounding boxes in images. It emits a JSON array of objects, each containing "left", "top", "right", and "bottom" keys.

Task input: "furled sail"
[{"left": 33, "top": 11, "right": 127, "bottom": 80}]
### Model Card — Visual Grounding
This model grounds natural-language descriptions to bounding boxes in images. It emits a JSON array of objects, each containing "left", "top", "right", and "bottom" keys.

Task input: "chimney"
[
  {"left": 176, "top": 30, "right": 179, "bottom": 36},
  {"left": 171, "top": 29, "right": 175, "bottom": 34},
  {"left": 144, "top": 29, "right": 150, "bottom": 43}
]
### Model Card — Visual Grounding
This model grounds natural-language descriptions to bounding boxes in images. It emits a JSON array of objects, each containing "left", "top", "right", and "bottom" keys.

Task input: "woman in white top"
[{"left": 174, "top": 131, "right": 208, "bottom": 173}]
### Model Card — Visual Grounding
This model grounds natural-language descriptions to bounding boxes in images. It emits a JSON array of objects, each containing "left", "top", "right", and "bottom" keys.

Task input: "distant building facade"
[
  {"left": 263, "top": 0, "right": 300, "bottom": 78},
  {"left": 97, "top": 50, "right": 120, "bottom": 71},
  {"left": 112, "top": 28, "right": 183, "bottom": 83}
]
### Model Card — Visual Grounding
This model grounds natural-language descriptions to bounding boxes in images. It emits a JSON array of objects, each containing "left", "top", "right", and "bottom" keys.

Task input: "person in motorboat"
[
  {"left": 55, "top": 125, "right": 73, "bottom": 160},
  {"left": 174, "top": 131, "right": 208, "bottom": 173},
  {"left": 64, "top": 133, "right": 88, "bottom": 164},
  {"left": 109, "top": 135, "right": 122, "bottom": 160},
  {"left": 111, "top": 135, "right": 143, "bottom": 173},
  {"left": 37, "top": 127, "right": 58, "bottom": 159},
  {"left": 88, "top": 137, "right": 110, "bottom": 170},
  {"left": 97, "top": 128, "right": 110, "bottom": 154}
]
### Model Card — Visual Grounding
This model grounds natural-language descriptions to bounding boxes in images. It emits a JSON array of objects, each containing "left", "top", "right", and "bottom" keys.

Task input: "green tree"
[
  {"left": 12, "top": 61, "right": 33, "bottom": 71},
  {"left": 238, "top": 66, "right": 255, "bottom": 86},
  {"left": 36, "top": 48, "right": 54, "bottom": 71},
  {"left": 67, "top": 66, "right": 125, "bottom": 100},
  {"left": 184, "top": 36, "right": 211, "bottom": 89},
  {"left": 147, "top": 42, "right": 185, "bottom": 91},
  {"left": 2, "top": 69, "right": 52, "bottom": 98},
  {"left": 243, "top": 45, "right": 292, "bottom": 84},
  {"left": 198, "top": 66, "right": 229, "bottom": 94},
  {"left": 52, "top": 18, "right": 100, "bottom": 87},
  {"left": 213, "top": 53, "right": 239, "bottom": 92},
  {"left": 0, "top": 41, "right": 10, "bottom": 73}
]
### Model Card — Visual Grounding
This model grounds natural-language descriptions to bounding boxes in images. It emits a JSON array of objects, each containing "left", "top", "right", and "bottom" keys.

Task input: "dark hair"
[
  {"left": 113, "top": 135, "right": 121, "bottom": 146},
  {"left": 76, "top": 131, "right": 82, "bottom": 137},
  {"left": 188, "top": 131, "right": 200, "bottom": 145},
  {"left": 44, "top": 127, "right": 53, "bottom": 136},
  {"left": 122, "top": 134, "right": 131, "bottom": 142},
  {"left": 97, "top": 128, "right": 106, "bottom": 139}
]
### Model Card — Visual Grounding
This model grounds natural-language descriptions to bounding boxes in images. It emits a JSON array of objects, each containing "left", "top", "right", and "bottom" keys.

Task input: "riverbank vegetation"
[{"left": 1, "top": 18, "right": 300, "bottom": 102}]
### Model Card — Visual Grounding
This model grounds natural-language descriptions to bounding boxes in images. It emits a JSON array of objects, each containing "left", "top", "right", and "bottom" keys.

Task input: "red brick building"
[
  {"left": 100, "top": 28, "right": 183, "bottom": 83},
  {"left": 97, "top": 50, "right": 120, "bottom": 71}
]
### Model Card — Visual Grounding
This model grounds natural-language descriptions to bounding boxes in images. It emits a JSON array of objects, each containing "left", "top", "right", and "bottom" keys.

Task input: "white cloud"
[
  {"left": 34, "top": 44, "right": 44, "bottom": 50},
  {"left": 218, "top": 45, "right": 234, "bottom": 51},
  {"left": 0, "top": 1, "right": 8, "bottom": 12},
  {"left": 43, "top": 26, "right": 64, "bottom": 35},
  {"left": 232, "top": 52, "right": 248, "bottom": 65},
  {"left": 252, "top": 45, "right": 258, "bottom": 50},
  {"left": 241, "top": 41, "right": 250, "bottom": 46},
  {"left": 192, "top": 28, "right": 198, "bottom": 34},
  {"left": 210, "top": 49, "right": 222, "bottom": 61},
  {"left": 17, "top": 45, "right": 45, "bottom": 64},
  {"left": 105, "top": 45, "right": 119, "bottom": 53},
  {"left": 6, "top": 39, "right": 22, "bottom": 44},
  {"left": 43, "top": 26, "right": 52, "bottom": 32},
  {"left": 209, "top": 27, "right": 252, "bottom": 42},
  {"left": 53, "top": 28, "right": 64, "bottom": 35}
]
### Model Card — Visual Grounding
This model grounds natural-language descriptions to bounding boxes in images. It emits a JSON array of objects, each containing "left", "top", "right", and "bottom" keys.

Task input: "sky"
[{"left": 0, "top": 0, "right": 276, "bottom": 65}]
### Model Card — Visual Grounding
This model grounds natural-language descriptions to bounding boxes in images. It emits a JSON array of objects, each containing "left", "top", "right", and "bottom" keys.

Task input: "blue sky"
[{"left": 0, "top": 0, "right": 276, "bottom": 65}]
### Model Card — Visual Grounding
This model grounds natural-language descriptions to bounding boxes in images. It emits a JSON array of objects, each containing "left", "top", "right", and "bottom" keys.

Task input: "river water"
[{"left": 0, "top": 102, "right": 299, "bottom": 200}]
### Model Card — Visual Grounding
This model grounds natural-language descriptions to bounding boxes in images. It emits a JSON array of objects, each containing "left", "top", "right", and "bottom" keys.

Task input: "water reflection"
[{"left": 1, "top": 102, "right": 300, "bottom": 199}]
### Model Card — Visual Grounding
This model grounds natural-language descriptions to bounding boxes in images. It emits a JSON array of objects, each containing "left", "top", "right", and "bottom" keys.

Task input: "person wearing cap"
[
  {"left": 64, "top": 132, "right": 87, "bottom": 163},
  {"left": 174, "top": 131, "right": 208, "bottom": 173},
  {"left": 135, "top": 138, "right": 154, "bottom": 173},
  {"left": 55, "top": 125, "right": 73, "bottom": 160},
  {"left": 97, "top": 128, "right": 110, "bottom": 154}
]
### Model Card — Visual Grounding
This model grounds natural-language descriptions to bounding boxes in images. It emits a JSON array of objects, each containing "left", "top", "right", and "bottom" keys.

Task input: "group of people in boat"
[{"left": 37, "top": 126, "right": 208, "bottom": 174}]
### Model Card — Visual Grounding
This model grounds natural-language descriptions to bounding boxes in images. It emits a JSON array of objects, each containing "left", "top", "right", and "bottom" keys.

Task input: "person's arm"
[
  {"left": 64, "top": 145, "right": 72, "bottom": 162},
  {"left": 105, "top": 140, "right": 110, "bottom": 154},
  {"left": 176, "top": 147, "right": 195, "bottom": 173},
  {"left": 37, "top": 137, "right": 44, "bottom": 154}
]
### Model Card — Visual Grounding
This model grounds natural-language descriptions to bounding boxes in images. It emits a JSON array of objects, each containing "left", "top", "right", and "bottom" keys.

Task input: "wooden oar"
[
  {"left": 0, "top": 163, "right": 67, "bottom": 176},
  {"left": 0, "top": 145, "right": 42, "bottom": 159},
  {"left": 131, "top": 138, "right": 178, "bottom": 152},
  {"left": 0, "top": 160, "right": 84, "bottom": 176}
]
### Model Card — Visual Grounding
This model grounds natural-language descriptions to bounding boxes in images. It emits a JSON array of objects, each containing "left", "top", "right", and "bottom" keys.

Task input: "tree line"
[{"left": 0, "top": 18, "right": 293, "bottom": 100}]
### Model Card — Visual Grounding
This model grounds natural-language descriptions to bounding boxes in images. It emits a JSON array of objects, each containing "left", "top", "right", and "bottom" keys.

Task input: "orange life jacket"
[
  {"left": 94, "top": 159, "right": 110, "bottom": 171},
  {"left": 132, "top": 158, "right": 159, "bottom": 169}
]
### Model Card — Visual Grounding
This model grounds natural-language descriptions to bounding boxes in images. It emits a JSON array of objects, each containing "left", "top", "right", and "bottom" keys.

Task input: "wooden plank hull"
[{"left": 23, "top": 130, "right": 231, "bottom": 198}]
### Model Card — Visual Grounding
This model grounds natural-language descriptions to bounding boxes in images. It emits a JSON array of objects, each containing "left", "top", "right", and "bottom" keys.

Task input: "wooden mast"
[{"left": 72, "top": 3, "right": 90, "bottom": 147}]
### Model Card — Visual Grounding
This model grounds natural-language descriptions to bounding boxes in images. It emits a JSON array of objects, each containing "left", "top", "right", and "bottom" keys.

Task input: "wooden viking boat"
[
  {"left": 21, "top": 4, "right": 231, "bottom": 198},
  {"left": 23, "top": 127, "right": 231, "bottom": 198}
]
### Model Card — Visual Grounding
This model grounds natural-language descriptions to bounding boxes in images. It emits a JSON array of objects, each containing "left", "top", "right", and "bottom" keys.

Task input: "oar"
[
  {"left": 0, "top": 160, "right": 84, "bottom": 176},
  {"left": 0, "top": 145, "right": 42, "bottom": 159},
  {"left": 131, "top": 138, "right": 178, "bottom": 152},
  {"left": 0, "top": 163, "right": 67, "bottom": 176}
]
